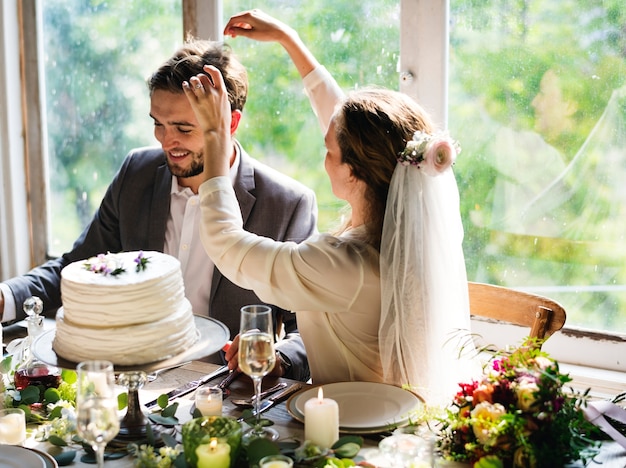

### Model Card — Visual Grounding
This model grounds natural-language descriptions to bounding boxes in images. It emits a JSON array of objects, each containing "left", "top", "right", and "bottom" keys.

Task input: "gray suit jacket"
[{"left": 4, "top": 144, "right": 317, "bottom": 380}]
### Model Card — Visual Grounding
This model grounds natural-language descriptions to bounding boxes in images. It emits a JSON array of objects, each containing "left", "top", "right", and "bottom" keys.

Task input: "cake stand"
[{"left": 32, "top": 315, "right": 230, "bottom": 444}]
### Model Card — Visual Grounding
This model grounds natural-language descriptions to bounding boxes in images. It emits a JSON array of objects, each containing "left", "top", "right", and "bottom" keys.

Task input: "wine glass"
[
  {"left": 76, "top": 360, "right": 120, "bottom": 468},
  {"left": 238, "top": 304, "right": 278, "bottom": 442}
]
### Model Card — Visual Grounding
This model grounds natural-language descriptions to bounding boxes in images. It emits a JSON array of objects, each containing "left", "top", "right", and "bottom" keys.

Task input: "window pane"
[
  {"left": 450, "top": 1, "right": 626, "bottom": 333},
  {"left": 224, "top": 0, "right": 399, "bottom": 231},
  {"left": 42, "top": 0, "right": 182, "bottom": 255}
]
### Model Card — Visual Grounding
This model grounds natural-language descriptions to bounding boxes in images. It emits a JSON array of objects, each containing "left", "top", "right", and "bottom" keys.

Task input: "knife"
[
  {"left": 237, "top": 382, "right": 303, "bottom": 422},
  {"left": 144, "top": 364, "right": 230, "bottom": 409}
]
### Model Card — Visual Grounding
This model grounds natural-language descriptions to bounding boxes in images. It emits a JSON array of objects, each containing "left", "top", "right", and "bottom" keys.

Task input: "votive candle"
[
  {"left": 196, "top": 438, "right": 231, "bottom": 468},
  {"left": 259, "top": 454, "right": 294, "bottom": 468},
  {"left": 195, "top": 386, "right": 223, "bottom": 416},
  {"left": 304, "top": 387, "right": 339, "bottom": 448}
]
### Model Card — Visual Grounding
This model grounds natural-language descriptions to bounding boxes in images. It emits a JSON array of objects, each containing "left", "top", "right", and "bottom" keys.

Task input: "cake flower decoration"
[
  {"left": 134, "top": 250, "right": 150, "bottom": 272},
  {"left": 83, "top": 251, "right": 150, "bottom": 276},
  {"left": 397, "top": 130, "right": 460, "bottom": 176},
  {"left": 83, "top": 252, "right": 125, "bottom": 276}
]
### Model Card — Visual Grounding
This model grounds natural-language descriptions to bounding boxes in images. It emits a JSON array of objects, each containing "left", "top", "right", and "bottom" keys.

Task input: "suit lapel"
[
  {"left": 233, "top": 148, "right": 256, "bottom": 224},
  {"left": 148, "top": 161, "right": 172, "bottom": 251}
]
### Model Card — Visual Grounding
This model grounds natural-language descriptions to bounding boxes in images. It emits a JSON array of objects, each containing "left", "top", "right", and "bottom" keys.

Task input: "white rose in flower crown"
[
  {"left": 470, "top": 401, "right": 507, "bottom": 445},
  {"left": 515, "top": 376, "right": 541, "bottom": 412}
]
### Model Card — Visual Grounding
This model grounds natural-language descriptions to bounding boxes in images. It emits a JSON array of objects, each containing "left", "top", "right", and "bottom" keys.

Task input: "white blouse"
[{"left": 198, "top": 66, "right": 386, "bottom": 384}]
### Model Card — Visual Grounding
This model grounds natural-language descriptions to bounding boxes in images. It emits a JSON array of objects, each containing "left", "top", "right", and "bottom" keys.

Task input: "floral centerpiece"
[{"left": 435, "top": 343, "right": 605, "bottom": 468}]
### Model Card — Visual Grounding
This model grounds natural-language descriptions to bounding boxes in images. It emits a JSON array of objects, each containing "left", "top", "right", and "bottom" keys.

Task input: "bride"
[{"left": 185, "top": 9, "right": 478, "bottom": 404}]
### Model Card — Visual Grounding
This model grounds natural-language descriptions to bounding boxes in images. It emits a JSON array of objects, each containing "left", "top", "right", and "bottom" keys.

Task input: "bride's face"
[{"left": 324, "top": 119, "right": 355, "bottom": 201}]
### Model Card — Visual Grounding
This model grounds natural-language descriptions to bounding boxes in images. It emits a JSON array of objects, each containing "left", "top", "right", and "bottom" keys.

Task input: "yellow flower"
[{"left": 470, "top": 402, "right": 506, "bottom": 445}]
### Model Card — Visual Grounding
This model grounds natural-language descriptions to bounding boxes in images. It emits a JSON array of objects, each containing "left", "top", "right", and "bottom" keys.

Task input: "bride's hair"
[{"left": 333, "top": 87, "right": 435, "bottom": 248}]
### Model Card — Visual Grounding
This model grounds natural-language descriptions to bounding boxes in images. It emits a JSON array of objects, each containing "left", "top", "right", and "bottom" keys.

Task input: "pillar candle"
[
  {"left": 196, "top": 438, "right": 231, "bottom": 468},
  {"left": 304, "top": 387, "right": 339, "bottom": 448}
]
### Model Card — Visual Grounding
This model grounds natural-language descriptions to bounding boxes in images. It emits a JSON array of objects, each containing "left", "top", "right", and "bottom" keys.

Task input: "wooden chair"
[{"left": 468, "top": 281, "right": 567, "bottom": 347}]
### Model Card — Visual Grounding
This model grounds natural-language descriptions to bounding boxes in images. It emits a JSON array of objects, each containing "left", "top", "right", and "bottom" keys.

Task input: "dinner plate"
[
  {"left": 0, "top": 445, "right": 47, "bottom": 468},
  {"left": 29, "top": 447, "right": 60, "bottom": 468},
  {"left": 286, "top": 381, "right": 423, "bottom": 434}
]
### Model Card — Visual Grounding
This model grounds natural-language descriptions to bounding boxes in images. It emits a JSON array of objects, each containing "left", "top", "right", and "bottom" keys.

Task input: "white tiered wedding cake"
[{"left": 53, "top": 251, "right": 199, "bottom": 365}]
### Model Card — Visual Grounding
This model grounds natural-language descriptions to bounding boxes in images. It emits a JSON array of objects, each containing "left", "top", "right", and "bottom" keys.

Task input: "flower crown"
[{"left": 397, "top": 130, "right": 461, "bottom": 176}]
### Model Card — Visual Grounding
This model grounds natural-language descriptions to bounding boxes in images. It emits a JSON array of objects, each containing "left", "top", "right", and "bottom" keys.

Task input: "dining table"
[{"left": 3, "top": 321, "right": 626, "bottom": 467}]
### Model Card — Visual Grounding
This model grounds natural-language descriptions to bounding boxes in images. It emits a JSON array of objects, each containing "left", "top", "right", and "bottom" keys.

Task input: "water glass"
[
  {"left": 76, "top": 360, "right": 120, "bottom": 468},
  {"left": 379, "top": 433, "right": 434, "bottom": 467},
  {"left": 0, "top": 408, "right": 26, "bottom": 445}
]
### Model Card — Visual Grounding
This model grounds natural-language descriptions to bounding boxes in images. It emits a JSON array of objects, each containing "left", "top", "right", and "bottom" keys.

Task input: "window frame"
[{"left": 3, "top": 0, "right": 625, "bottom": 374}]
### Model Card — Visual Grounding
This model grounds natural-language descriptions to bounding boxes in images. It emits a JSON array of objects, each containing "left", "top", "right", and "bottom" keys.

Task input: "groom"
[{"left": 0, "top": 40, "right": 316, "bottom": 381}]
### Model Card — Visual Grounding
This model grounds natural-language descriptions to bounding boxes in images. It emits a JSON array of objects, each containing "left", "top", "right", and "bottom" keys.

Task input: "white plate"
[
  {"left": 29, "top": 447, "right": 59, "bottom": 468},
  {"left": 286, "top": 381, "right": 423, "bottom": 434},
  {"left": 0, "top": 445, "right": 47, "bottom": 468}
]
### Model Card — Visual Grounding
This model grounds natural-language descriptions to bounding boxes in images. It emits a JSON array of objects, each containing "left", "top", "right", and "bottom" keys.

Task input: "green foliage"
[{"left": 181, "top": 416, "right": 243, "bottom": 467}]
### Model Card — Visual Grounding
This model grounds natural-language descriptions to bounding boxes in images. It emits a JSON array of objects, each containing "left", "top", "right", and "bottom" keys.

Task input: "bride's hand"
[
  {"left": 183, "top": 65, "right": 231, "bottom": 176},
  {"left": 224, "top": 9, "right": 292, "bottom": 43}
]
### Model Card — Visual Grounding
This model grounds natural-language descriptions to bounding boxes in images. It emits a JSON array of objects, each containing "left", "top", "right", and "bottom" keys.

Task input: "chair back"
[{"left": 468, "top": 281, "right": 566, "bottom": 346}]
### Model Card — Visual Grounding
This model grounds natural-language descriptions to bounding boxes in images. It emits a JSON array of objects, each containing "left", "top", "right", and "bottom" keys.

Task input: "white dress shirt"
[{"left": 164, "top": 146, "right": 240, "bottom": 316}]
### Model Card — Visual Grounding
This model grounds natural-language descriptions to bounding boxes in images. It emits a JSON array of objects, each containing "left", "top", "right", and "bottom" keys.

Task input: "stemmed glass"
[
  {"left": 238, "top": 304, "right": 278, "bottom": 442},
  {"left": 76, "top": 360, "right": 120, "bottom": 468}
]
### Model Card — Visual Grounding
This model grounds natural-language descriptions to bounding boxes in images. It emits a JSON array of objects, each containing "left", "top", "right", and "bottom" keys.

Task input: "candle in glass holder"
[
  {"left": 195, "top": 386, "right": 223, "bottom": 416},
  {"left": 259, "top": 454, "right": 294, "bottom": 468},
  {"left": 196, "top": 438, "right": 231, "bottom": 468},
  {"left": 304, "top": 387, "right": 339, "bottom": 448},
  {"left": 0, "top": 408, "right": 26, "bottom": 445}
]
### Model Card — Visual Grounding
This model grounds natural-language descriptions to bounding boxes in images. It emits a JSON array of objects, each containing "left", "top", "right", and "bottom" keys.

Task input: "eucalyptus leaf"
[
  {"left": 161, "top": 432, "right": 178, "bottom": 448},
  {"left": 17, "top": 404, "right": 32, "bottom": 420},
  {"left": 331, "top": 435, "right": 363, "bottom": 449},
  {"left": 20, "top": 386, "right": 41, "bottom": 405},
  {"left": 61, "top": 369, "right": 77, "bottom": 384},
  {"left": 245, "top": 437, "right": 281, "bottom": 467},
  {"left": 117, "top": 392, "right": 128, "bottom": 410},
  {"left": 44, "top": 387, "right": 61, "bottom": 404},
  {"left": 146, "top": 423, "right": 156, "bottom": 446},
  {"left": 52, "top": 449, "right": 76, "bottom": 466},
  {"left": 161, "top": 402, "right": 179, "bottom": 418},
  {"left": 104, "top": 451, "right": 127, "bottom": 460},
  {"left": 0, "top": 355, "right": 12, "bottom": 374},
  {"left": 48, "top": 435, "right": 68, "bottom": 447},
  {"left": 148, "top": 413, "right": 178, "bottom": 427},
  {"left": 173, "top": 453, "right": 188, "bottom": 468},
  {"left": 333, "top": 442, "right": 361, "bottom": 459},
  {"left": 157, "top": 393, "right": 169, "bottom": 409}
]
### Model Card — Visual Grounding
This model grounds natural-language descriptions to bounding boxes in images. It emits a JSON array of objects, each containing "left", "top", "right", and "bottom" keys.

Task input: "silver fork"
[{"left": 146, "top": 361, "right": 192, "bottom": 382}]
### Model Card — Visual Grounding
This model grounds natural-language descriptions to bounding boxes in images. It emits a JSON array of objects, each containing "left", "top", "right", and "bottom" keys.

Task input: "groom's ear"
[{"left": 230, "top": 109, "right": 242, "bottom": 135}]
